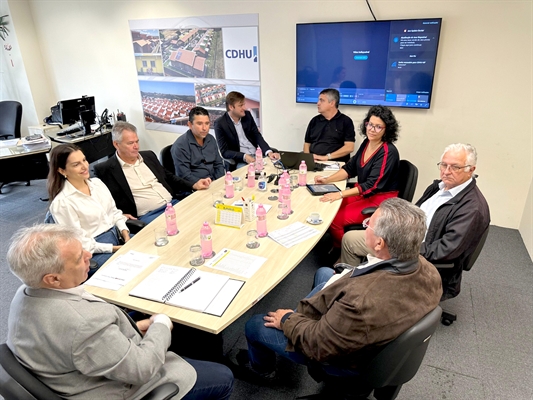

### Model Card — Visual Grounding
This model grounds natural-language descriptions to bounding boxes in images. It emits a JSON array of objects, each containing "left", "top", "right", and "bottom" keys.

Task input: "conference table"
[{"left": 85, "top": 160, "right": 346, "bottom": 334}]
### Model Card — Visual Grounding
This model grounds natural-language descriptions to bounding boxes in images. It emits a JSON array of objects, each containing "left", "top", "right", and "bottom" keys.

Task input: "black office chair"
[
  {"left": 0, "top": 343, "right": 179, "bottom": 400},
  {"left": 159, "top": 145, "right": 175, "bottom": 174},
  {"left": 300, "top": 306, "right": 442, "bottom": 400},
  {"left": 344, "top": 159, "right": 418, "bottom": 233},
  {"left": 435, "top": 227, "right": 490, "bottom": 326},
  {"left": 0, "top": 100, "right": 23, "bottom": 140}
]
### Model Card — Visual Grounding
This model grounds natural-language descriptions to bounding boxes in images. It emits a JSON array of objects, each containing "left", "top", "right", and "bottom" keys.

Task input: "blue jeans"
[
  {"left": 244, "top": 267, "right": 360, "bottom": 376},
  {"left": 139, "top": 199, "right": 179, "bottom": 224},
  {"left": 181, "top": 358, "right": 234, "bottom": 400},
  {"left": 91, "top": 228, "right": 122, "bottom": 267}
]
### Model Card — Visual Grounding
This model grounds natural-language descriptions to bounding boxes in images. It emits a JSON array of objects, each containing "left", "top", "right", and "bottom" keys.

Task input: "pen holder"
[{"left": 243, "top": 199, "right": 254, "bottom": 222}]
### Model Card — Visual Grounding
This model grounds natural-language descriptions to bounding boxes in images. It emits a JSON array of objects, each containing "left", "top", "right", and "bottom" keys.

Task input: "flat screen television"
[
  {"left": 59, "top": 96, "right": 96, "bottom": 125},
  {"left": 296, "top": 18, "right": 442, "bottom": 109}
]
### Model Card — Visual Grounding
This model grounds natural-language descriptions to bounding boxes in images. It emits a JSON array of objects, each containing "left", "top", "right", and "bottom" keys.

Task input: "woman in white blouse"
[{"left": 47, "top": 144, "right": 130, "bottom": 267}]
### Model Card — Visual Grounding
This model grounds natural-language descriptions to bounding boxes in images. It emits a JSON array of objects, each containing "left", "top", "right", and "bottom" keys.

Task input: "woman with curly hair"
[{"left": 315, "top": 105, "right": 401, "bottom": 247}]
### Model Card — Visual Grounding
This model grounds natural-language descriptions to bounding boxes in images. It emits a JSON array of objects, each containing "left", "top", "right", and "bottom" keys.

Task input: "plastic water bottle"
[
  {"left": 200, "top": 221, "right": 213, "bottom": 258},
  {"left": 225, "top": 172, "right": 234, "bottom": 198},
  {"left": 256, "top": 204, "right": 267, "bottom": 237},
  {"left": 279, "top": 170, "right": 289, "bottom": 187},
  {"left": 255, "top": 146, "right": 263, "bottom": 171},
  {"left": 299, "top": 160, "right": 307, "bottom": 186},
  {"left": 281, "top": 183, "right": 292, "bottom": 214},
  {"left": 247, "top": 162, "right": 255, "bottom": 188},
  {"left": 258, "top": 171, "right": 267, "bottom": 192},
  {"left": 165, "top": 203, "right": 178, "bottom": 236}
]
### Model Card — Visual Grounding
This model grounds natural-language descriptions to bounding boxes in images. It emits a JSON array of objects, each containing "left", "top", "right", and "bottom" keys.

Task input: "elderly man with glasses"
[{"left": 341, "top": 143, "right": 490, "bottom": 300}]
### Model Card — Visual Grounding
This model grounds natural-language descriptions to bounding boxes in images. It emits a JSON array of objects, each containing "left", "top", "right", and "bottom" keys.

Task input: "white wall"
[
  {"left": 8, "top": 0, "right": 533, "bottom": 231},
  {"left": 520, "top": 178, "right": 533, "bottom": 260}
]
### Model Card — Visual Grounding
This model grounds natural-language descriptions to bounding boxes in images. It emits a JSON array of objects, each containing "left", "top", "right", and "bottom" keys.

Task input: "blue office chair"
[{"left": 0, "top": 343, "right": 179, "bottom": 400}]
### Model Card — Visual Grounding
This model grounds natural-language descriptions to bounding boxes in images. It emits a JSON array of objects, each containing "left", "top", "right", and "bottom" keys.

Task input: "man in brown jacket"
[{"left": 241, "top": 198, "right": 442, "bottom": 382}]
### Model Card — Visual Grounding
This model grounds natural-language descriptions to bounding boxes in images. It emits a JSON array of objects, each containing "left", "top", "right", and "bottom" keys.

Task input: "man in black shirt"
[{"left": 303, "top": 88, "right": 355, "bottom": 162}]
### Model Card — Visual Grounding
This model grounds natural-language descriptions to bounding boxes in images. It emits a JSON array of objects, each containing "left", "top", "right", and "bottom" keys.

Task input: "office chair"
[
  {"left": 0, "top": 343, "right": 179, "bottom": 400},
  {"left": 435, "top": 227, "right": 490, "bottom": 326},
  {"left": 300, "top": 306, "right": 442, "bottom": 400},
  {"left": 0, "top": 101, "right": 23, "bottom": 140},
  {"left": 343, "top": 159, "right": 418, "bottom": 233},
  {"left": 159, "top": 145, "right": 175, "bottom": 174}
]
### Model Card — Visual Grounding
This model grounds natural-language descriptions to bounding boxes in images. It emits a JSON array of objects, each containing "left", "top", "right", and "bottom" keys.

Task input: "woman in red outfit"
[{"left": 316, "top": 105, "right": 400, "bottom": 246}]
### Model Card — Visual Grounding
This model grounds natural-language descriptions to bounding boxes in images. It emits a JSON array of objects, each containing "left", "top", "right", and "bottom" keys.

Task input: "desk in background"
[
  {"left": 0, "top": 138, "right": 51, "bottom": 194},
  {"left": 86, "top": 161, "right": 346, "bottom": 334},
  {"left": 47, "top": 130, "right": 115, "bottom": 164}
]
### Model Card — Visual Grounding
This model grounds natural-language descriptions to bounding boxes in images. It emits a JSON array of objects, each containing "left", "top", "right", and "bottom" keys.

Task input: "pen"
[{"left": 180, "top": 277, "right": 201, "bottom": 292}]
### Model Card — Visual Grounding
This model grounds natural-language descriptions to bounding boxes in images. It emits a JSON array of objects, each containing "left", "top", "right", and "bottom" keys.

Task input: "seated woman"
[
  {"left": 47, "top": 144, "right": 130, "bottom": 267},
  {"left": 316, "top": 105, "right": 400, "bottom": 247}
]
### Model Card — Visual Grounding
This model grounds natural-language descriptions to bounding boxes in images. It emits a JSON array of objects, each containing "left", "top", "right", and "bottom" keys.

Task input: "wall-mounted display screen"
[{"left": 296, "top": 18, "right": 442, "bottom": 109}]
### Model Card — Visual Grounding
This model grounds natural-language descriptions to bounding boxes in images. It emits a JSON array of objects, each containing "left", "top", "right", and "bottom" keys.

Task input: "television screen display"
[{"left": 296, "top": 18, "right": 442, "bottom": 109}]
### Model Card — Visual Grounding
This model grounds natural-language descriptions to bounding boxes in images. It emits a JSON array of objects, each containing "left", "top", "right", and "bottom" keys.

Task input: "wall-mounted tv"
[{"left": 296, "top": 18, "right": 442, "bottom": 109}]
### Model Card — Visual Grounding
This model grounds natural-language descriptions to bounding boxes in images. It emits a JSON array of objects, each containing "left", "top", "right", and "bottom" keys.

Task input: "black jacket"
[
  {"left": 94, "top": 151, "right": 193, "bottom": 218},
  {"left": 214, "top": 111, "right": 272, "bottom": 163},
  {"left": 416, "top": 178, "right": 490, "bottom": 300}
]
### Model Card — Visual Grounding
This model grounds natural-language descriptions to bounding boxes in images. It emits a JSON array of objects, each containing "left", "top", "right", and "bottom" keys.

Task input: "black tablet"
[{"left": 306, "top": 184, "right": 341, "bottom": 196}]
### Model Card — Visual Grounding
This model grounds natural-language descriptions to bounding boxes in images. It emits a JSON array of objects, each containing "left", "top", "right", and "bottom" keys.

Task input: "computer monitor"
[{"left": 58, "top": 96, "right": 96, "bottom": 125}]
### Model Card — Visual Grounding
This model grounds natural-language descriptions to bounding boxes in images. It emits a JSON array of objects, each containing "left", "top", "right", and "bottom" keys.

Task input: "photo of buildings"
[
  {"left": 131, "top": 29, "right": 164, "bottom": 76},
  {"left": 139, "top": 80, "right": 196, "bottom": 124},
  {"left": 160, "top": 28, "right": 224, "bottom": 78},
  {"left": 195, "top": 83, "right": 226, "bottom": 107}
]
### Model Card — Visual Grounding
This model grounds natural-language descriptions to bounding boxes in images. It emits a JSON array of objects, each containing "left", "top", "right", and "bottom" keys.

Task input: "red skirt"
[{"left": 329, "top": 191, "right": 399, "bottom": 247}]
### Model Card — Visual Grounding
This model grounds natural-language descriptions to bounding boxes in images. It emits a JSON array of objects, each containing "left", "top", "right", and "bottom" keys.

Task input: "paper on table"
[
  {"left": 0, "top": 139, "right": 20, "bottom": 148},
  {"left": 268, "top": 222, "right": 321, "bottom": 248},
  {"left": 205, "top": 248, "right": 267, "bottom": 278},
  {"left": 84, "top": 250, "right": 159, "bottom": 290}
]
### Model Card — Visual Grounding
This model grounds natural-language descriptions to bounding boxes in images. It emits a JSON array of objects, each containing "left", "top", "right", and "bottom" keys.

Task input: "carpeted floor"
[{"left": 1, "top": 179, "right": 532, "bottom": 399}]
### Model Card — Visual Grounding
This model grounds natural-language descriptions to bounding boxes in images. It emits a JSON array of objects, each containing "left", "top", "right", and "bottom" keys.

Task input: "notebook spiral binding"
[{"left": 162, "top": 268, "right": 196, "bottom": 302}]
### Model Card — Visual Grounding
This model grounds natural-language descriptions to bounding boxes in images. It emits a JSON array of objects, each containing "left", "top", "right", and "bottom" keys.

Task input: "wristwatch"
[{"left": 327, "top": 153, "right": 332, "bottom": 160}]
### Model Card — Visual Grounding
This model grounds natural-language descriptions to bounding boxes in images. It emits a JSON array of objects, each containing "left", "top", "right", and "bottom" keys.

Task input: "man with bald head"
[{"left": 341, "top": 143, "right": 490, "bottom": 300}]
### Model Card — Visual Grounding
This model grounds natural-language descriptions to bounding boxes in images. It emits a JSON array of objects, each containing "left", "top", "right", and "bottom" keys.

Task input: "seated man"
[
  {"left": 303, "top": 88, "right": 355, "bottom": 162},
  {"left": 94, "top": 121, "right": 211, "bottom": 224},
  {"left": 214, "top": 91, "right": 279, "bottom": 169},
  {"left": 342, "top": 143, "right": 490, "bottom": 300},
  {"left": 241, "top": 198, "right": 442, "bottom": 385},
  {"left": 6, "top": 224, "right": 233, "bottom": 400},
  {"left": 171, "top": 107, "right": 225, "bottom": 182}
]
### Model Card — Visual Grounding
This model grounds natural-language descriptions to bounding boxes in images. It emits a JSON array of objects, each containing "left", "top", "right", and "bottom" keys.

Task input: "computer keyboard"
[{"left": 57, "top": 122, "right": 83, "bottom": 136}]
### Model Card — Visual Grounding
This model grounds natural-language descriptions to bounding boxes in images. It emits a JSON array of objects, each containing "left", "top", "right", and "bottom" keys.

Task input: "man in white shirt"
[
  {"left": 95, "top": 122, "right": 211, "bottom": 224},
  {"left": 341, "top": 143, "right": 490, "bottom": 300},
  {"left": 6, "top": 224, "right": 233, "bottom": 399}
]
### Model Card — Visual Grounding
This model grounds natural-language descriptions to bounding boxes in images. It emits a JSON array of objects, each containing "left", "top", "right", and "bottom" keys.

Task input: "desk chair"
[
  {"left": 343, "top": 159, "right": 418, "bottom": 233},
  {"left": 300, "top": 306, "right": 442, "bottom": 400},
  {"left": 434, "top": 227, "right": 489, "bottom": 326},
  {"left": 0, "top": 343, "right": 179, "bottom": 400},
  {"left": 159, "top": 145, "right": 175, "bottom": 174},
  {"left": 0, "top": 101, "right": 22, "bottom": 140}
]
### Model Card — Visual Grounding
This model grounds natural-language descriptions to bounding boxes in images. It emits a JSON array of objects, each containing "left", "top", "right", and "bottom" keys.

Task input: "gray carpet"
[{"left": 1, "top": 179, "right": 532, "bottom": 399}]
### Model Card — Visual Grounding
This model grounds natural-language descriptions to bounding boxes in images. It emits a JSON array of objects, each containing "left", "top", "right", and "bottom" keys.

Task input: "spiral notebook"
[{"left": 129, "top": 265, "right": 244, "bottom": 316}]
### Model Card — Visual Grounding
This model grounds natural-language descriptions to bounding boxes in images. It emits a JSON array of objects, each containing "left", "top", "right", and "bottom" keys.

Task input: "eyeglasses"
[
  {"left": 365, "top": 122, "right": 385, "bottom": 133},
  {"left": 362, "top": 217, "right": 374, "bottom": 230},
  {"left": 437, "top": 162, "right": 471, "bottom": 172}
]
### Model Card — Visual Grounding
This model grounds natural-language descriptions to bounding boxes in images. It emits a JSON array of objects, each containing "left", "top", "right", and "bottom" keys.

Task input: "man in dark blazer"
[
  {"left": 94, "top": 122, "right": 211, "bottom": 223},
  {"left": 341, "top": 143, "right": 490, "bottom": 300},
  {"left": 214, "top": 91, "right": 279, "bottom": 169}
]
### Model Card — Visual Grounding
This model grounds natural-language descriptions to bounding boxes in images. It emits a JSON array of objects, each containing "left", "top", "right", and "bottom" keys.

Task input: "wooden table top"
[{"left": 85, "top": 160, "right": 345, "bottom": 334}]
